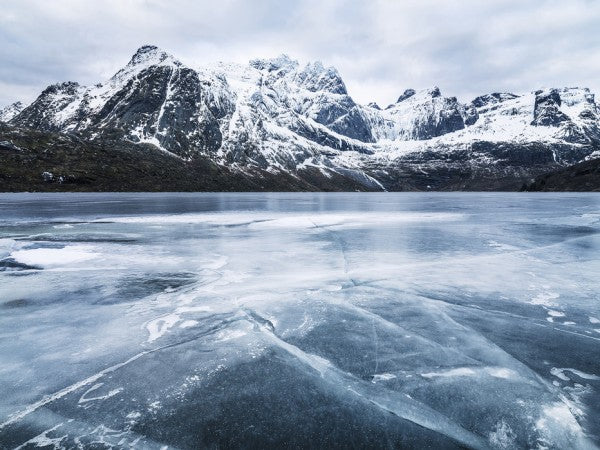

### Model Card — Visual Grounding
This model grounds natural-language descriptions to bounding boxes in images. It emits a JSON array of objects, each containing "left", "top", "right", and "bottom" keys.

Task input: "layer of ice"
[{"left": 0, "top": 192, "right": 598, "bottom": 449}]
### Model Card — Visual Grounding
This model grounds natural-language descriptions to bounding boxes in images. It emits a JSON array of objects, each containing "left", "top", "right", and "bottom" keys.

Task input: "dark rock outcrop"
[
  {"left": 524, "top": 157, "right": 600, "bottom": 191},
  {"left": 531, "top": 89, "right": 570, "bottom": 126},
  {"left": 397, "top": 89, "right": 416, "bottom": 102}
]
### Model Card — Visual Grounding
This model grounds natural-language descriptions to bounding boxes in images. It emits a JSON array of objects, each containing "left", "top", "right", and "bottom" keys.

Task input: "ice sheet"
[{"left": 0, "top": 192, "right": 598, "bottom": 449}]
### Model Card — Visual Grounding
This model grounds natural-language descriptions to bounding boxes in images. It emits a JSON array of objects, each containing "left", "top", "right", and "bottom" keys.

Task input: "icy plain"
[{"left": 0, "top": 192, "right": 598, "bottom": 449}]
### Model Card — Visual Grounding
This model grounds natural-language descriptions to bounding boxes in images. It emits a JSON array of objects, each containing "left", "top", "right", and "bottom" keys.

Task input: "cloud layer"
[{"left": 1, "top": 0, "right": 599, "bottom": 107}]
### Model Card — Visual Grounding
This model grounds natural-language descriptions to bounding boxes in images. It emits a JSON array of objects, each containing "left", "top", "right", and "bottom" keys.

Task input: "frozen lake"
[{"left": 0, "top": 192, "right": 599, "bottom": 449}]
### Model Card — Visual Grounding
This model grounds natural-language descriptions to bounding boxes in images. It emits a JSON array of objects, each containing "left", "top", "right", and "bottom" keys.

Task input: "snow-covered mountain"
[
  {"left": 0, "top": 101, "right": 24, "bottom": 122},
  {"left": 363, "top": 87, "right": 478, "bottom": 141},
  {"left": 3, "top": 45, "right": 599, "bottom": 190}
]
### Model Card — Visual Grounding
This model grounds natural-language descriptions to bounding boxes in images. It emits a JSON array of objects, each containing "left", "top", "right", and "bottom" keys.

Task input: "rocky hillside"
[
  {"left": 524, "top": 158, "right": 600, "bottom": 191},
  {"left": 2, "top": 45, "right": 599, "bottom": 191},
  {"left": 0, "top": 123, "right": 375, "bottom": 192}
]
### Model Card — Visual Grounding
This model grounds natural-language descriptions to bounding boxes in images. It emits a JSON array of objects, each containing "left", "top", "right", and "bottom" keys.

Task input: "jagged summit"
[
  {"left": 427, "top": 86, "right": 441, "bottom": 98},
  {"left": 134, "top": 44, "right": 160, "bottom": 55},
  {"left": 0, "top": 101, "right": 25, "bottom": 122},
  {"left": 250, "top": 54, "right": 298, "bottom": 72},
  {"left": 390, "top": 87, "right": 442, "bottom": 108},
  {"left": 296, "top": 61, "right": 347, "bottom": 95},
  {"left": 396, "top": 89, "right": 416, "bottom": 103},
  {"left": 128, "top": 45, "right": 178, "bottom": 65},
  {"left": 247, "top": 55, "right": 348, "bottom": 95},
  {"left": 113, "top": 45, "right": 182, "bottom": 82},
  {"left": 371, "top": 86, "right": 478, "bottom": 140},
  {"left": 471, "top": 92, "right": 519, "bottom": 109},
  {"left": 41, "top": 81, "right": 81, "bottom": 95}
]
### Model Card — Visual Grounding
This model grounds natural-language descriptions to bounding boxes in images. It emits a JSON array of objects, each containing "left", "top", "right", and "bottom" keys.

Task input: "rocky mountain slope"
[
  {"left": 524, "top": 157, "right": 600, "bottom": 191},
  {"left": 0, "top": 123, "right": 371, "bottom": 192},
  {"left": 2, "top": 45, "right": 599, "bottom": 191}
]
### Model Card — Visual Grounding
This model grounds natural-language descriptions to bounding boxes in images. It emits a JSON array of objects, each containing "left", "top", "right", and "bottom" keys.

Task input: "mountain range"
[{"left": 1, "top": 45, "right": 599, "bottom": 191}]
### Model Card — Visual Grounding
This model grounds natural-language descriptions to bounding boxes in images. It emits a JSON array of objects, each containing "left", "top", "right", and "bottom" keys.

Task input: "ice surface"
[
  {"left": 10, "top": 245, "right": 98, "bottom": 267},
  {"left": 0, "top": 192, "right": 599, "bottom": 449}
]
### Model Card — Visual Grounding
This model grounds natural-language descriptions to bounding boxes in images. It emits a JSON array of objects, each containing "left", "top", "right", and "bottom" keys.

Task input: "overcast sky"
[{"left": 1, "top": 0, "right": 599, "bottom": 107}]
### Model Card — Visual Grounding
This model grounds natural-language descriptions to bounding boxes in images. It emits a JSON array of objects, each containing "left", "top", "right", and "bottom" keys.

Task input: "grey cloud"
[{"left": 0, "top": 0, "right": 598, "bottom": 107}]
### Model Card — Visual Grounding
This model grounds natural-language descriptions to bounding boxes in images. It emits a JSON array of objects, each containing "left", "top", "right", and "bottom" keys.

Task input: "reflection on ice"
[{"left": 0, "top": 193, "right": 599, "bottom": 449}]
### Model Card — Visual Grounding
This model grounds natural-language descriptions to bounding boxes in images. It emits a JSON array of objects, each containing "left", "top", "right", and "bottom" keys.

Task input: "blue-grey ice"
[{"left": 0, "top": 193, "right": 599, "bottom": 449}]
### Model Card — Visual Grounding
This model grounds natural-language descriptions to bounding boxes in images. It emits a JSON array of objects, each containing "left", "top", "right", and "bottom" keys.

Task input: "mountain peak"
[
  {"left": 249, "top": 54, "right": 299, "bottom": 72},
  {"left": 0, "top": 101, "right": 25, "bottom": 122},
  {"left": 127, "top": 45, "right": 178, "bottom": 68},
  {"left": 3, "top": 100, "right": 24, "bottom": 110},
  {"left": 428, "top": 87, "right": 441, "bottom": 98},
  {"left": 297, "top": 61, "right": 347, "bottom": 95},
  {"left": 395, "top": 87, "right": 441, "bottom": 104},
  {"left": 397, "top": 89, "right": 416, "bottom": 103},
  {"left": 471, "top": 92, "right": 519, "bottom": 108},
  {"left": 109, "top": 45, "right": 181, "bottom": 82},
  {"left": 41, "top": 81, "right": 81, "bottom": 96},
  {"left": 136, "top": 44, "right": 159, "bottom": 53}
]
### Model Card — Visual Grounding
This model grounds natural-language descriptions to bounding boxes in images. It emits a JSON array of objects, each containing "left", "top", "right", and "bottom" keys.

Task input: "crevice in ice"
[
  {"left": 309, "top": 218, "right": 357, "bottom": 286},
  {"left": 242, "top": 308, "right": 489, "bottom": 449},
  {"left": 14, "top": 423, "right": 67, "bottom": 450},
  {"left": 0, "top": 320, "right": 230, "bottom": 432},
  {"left": 371, "top": 317, "right": 380, "bottom": 378},
  {"left": 0, "top": 352, "right": 151, "bottom": 431},
  {"left": 440, "top": 297, "right": 600, "bottom": 344},
  {"left": 78, "top": 383, "right": 123, "bottom": 405},
  {"left": 339, "top": 300, "right": 484, "bottom": 366}
]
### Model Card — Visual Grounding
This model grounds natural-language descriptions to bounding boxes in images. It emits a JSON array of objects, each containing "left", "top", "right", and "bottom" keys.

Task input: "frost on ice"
[{"left": 0, "top": 192, "right": 599, "bottom": 448}]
